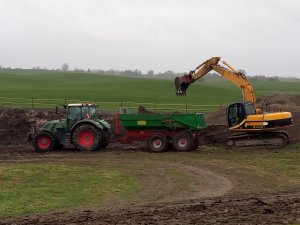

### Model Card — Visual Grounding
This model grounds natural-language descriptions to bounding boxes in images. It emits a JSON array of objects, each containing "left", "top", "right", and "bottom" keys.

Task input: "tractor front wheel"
[
  {"left": 73, "top": 124, "right": 101, "bottom": 151},
  {"left": 33, "top": 131, "right": 55, "bottom": 152}
]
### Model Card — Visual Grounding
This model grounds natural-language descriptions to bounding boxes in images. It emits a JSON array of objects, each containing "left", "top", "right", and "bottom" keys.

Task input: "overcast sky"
[{"left": 1, "top": 0, "right": 300, "bottom": 77}]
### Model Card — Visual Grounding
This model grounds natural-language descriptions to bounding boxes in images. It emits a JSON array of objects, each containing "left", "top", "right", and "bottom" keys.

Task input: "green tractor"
[{"left": 30, "top": 103, "right": 111, "bottom": 152}]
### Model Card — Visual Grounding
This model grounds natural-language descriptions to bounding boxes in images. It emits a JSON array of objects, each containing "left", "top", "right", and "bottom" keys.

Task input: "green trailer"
[{"left": 113, "top": 111, "right": 207, "bottom": 152}]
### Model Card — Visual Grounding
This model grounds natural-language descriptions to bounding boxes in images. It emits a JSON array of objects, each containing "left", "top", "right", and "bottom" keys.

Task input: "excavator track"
[{"left": 226, "top": 131, "right": 289, "bottom": 148}]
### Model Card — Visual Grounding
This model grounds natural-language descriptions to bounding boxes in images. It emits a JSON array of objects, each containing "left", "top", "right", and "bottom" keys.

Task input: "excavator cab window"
[
  {"left": 243, "top": 102, "right": 256, "bottom": 116},
  {"left": 227, "top": 103, "right": 247, "bottom": 127}
]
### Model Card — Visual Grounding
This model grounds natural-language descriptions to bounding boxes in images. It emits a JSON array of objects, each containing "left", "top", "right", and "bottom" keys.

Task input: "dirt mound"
[
  {"left": 0, "top": 108, "right": 32, "bottom": 145},
  {"left": 257, "top": 93, "right": 300, "bottom": 112},
  {"left": 199, "top": 125, "right": 229, "bottom": 145},
  {"left": 0, "top": 107, "right": 64, "bottom": 145},
  {"left": 1, "top": 192, "right": 299, "bottom": 225}
]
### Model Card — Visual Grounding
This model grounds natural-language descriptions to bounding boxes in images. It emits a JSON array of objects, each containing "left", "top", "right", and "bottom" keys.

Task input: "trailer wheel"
[
  {"left": 191, "top": 137, "right": 199, "bottom": 150},
  {"left": 173, "top": 131, "right": 193, "bottom": 151},
  {"left": 147, "top": 134, "right": 168, "bottom": 153},
  {"left": 73, "top": 124, "right": 101, "bottom": 151},
  {"left": 33, "top": 131, "right": 55, "bottom": 152}
]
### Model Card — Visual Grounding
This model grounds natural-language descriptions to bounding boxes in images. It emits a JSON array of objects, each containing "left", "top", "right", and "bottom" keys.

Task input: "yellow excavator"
[{"left": 175, "top": 57, "right": 293, "bottom": 147}]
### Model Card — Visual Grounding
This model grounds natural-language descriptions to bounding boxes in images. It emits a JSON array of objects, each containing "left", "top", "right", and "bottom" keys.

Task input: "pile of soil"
[
  {"left": 0, "top": 107, "right": 64, "bottom": 145},
  {"left": 1, "top": 192, "right": 299, "bottom": 225},
  {"left": 257, "top": 93, "right": 300, "bottom": 112}
]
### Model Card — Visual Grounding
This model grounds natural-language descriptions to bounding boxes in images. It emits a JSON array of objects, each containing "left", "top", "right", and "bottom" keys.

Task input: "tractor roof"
[{"left": 67, "top": 103, "right": 96, "bottom": 107}]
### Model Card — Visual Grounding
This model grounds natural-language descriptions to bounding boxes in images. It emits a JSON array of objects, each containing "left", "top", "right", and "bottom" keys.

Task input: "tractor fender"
[
  {"left": 70, "top": 120, "right": 104, "bottom": 142},
  {"left": 38, "top": 129, "right": 56, "bottom": 137},
  {"left": 29, "top": 129, "right": 56, "bottom": 141}
]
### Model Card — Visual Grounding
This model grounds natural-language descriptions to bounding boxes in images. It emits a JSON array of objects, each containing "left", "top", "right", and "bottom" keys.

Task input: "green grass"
[
  {"left": 0, "top": 163, "right": 137, "bottom": 218},
  {"left": 0, "top": 70, "right": 299, "bottom": 109}
]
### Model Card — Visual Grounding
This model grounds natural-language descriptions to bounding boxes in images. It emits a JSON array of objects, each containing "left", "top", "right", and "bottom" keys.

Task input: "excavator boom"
[{"left": 175, "top": 56, "right": 256, "bottom": 105}]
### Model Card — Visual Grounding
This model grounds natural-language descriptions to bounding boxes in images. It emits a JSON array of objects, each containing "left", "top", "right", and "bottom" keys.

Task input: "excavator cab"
[{"left": 227, "top": 102, "right": 256, "bottom": 128}]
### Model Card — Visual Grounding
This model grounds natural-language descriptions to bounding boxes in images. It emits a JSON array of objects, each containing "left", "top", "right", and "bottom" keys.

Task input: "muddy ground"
[
  {"left": 0, "top": 93, "right": 299, "bottom": 224},
  {"left": 0, "top": 192, "right": 299, "bottom": 225}
]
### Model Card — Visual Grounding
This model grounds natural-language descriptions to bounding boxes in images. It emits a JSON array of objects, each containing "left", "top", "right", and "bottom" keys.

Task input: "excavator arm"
[{"left": 175, "top": 56, "right": 257, "bottom": 106}]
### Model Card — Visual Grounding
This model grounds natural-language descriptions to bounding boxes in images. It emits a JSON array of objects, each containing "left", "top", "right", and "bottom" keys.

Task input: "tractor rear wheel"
[
  {"left": 147, "top": 134, "right": 168, "bottom": 153},
  {"left": 33, "top": 131, "right": 55, "bottom": 152},
  {"left": 73, "top": 124, "right": 101, "bottom": 151},
  {"left": 172, "top": 131, "right": 193, "bottom": 151}
]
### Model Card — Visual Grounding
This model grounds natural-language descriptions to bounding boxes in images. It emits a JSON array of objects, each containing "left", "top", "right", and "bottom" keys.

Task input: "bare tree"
[
  {"left": 61, "top": 63, "right": 69, "bottom": 71},
  {"left": 147, "top": 70, "right": 154, "bottom": 76}
]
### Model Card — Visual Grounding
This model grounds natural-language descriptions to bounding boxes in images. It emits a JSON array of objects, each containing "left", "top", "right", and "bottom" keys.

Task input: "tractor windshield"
[
  {"left": 68, "top": 106, "right": 82, "bottom": 120},
  {"left": 68, "top": 105, "right": 98, "bottom": 120},
  {"left": 82, "top": 106, "right": 97, "bottom": 119}
]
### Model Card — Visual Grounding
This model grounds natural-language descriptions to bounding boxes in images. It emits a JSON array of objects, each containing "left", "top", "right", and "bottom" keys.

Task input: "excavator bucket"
[
  {"left": 175, "top": 57, "right": 221, "bottom": 96},
  {"left": 175, "top": 73, "right": 192, "bottom": 96}
]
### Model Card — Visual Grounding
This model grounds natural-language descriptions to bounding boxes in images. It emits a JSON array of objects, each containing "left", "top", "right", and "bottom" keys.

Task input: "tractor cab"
[
  {"left": 66, "top": 103, "right": 98, "bottom": 128},
  {"left": 227, "top": 102, "right": 256, "bottom": 128}
]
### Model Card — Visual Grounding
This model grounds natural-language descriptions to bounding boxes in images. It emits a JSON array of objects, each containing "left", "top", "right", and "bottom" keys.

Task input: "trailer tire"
[
  {"left": 73, "top": 124, "right": 101, "bottom": 151},
  {"left": 147, "top": 134, "right": 168, "bottom": 153},
  {"left": 33, "top": 131, "right": 56, "bottom": 152},
  {"left": 172, "top": 131, "right": 193, "bottom": 151},
  {"left": 191, "top": 137, "right": 199, "bottom": 150}
]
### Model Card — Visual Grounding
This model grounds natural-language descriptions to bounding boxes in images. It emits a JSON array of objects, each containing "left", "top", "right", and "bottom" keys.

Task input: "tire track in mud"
[{"left": 161, "top": 162, "right": 233, "bottom": 199}]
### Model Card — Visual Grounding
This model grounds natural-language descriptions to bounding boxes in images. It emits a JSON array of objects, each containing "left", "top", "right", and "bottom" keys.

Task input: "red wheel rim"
[
  {"left": 37, "top": 135, "right": 51, "bottom": 150},
  {"left": 178, "top": 138, "right": 187, "bottom": 148},
  {"left": 153, "top": 139, "right": 162, "bottom": 149},
  {"left": 77, "top": 130, "right": 95, "bottom": 148}
]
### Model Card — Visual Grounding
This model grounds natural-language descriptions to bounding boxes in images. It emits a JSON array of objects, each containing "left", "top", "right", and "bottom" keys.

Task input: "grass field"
[
  {"left": 0, "top": 147, "right": 299, "bottom": 218},
  {"left": 0, "top": 69, "right": 299, "bottom": 109},
  {"left": 0, "top": 163, "right": 137, "bottom": 218}
]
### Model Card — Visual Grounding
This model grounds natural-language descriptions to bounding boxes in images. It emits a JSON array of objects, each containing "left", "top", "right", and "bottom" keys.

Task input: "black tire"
[
  {"left": 98, "top": 130, "right": 109, "bottom": 150},
  {"left": 191, "top": 137, "right": 199, "bottom": 150},
  {"left": 72, "top": 124, "right": 101, "bottom": 151},
  {"left": 33, "top": 131, "right": 55, "bottom": 152},
  {"left": 55, "top": 143, "right": 64, "bottom": 150},
  {"left": 147, "top": 134, "right": 168, "bottom": 153},
  {"left": 172, "top": 131, "right": 193, "bottom": 151},
  {"left": 226, "top": 138, "right": 235, "bottom": 147}
]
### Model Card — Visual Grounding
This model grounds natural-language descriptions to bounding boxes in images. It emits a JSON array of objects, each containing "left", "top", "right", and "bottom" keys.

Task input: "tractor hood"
[
  {"left": 97, "top": 119, "right": 111, "bottom": 129},
  {"left": 42, "top": 119, "right": 67, "bottom": 131}
]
